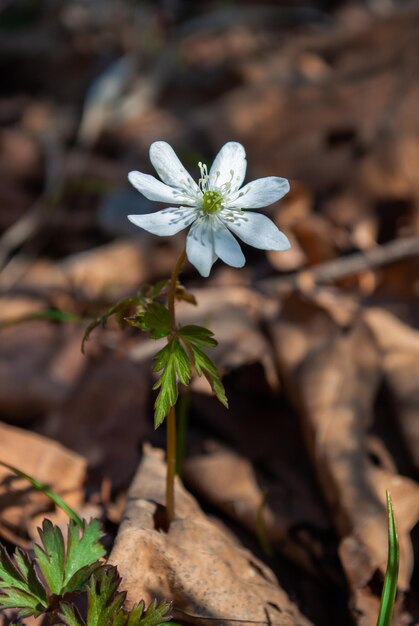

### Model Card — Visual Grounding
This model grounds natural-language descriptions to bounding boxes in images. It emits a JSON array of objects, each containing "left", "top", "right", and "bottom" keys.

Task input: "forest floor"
[{"left": 0, "top": 2, "right": 419, "bottom": 625}]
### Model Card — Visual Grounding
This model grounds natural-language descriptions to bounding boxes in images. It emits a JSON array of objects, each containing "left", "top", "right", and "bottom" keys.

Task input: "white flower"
[{"left": 127, "top": 141, "right": 290, "bottom": 277}]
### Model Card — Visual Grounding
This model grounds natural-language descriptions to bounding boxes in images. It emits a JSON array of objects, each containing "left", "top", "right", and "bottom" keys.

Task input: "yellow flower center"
[{"left": 203, "top": 190, "right": 223, "bottom": 214}]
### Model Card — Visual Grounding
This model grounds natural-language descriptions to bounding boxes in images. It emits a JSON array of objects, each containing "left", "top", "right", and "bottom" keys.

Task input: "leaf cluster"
[
  {"left": 79, "top": 279, "right": 227, "bottom": 429},
  {"left": 0, "top": 519, "right": 171, "bottom": 626},
  {"left": 0, "top": 519, "right": 105, "bottom": 618},
  {"left": 81, "top": 280, "right": 198, "bottom": 351},
  {"left": 153, "top": 325, "right": 227, "bottom": 428},
  {"left": 59, "top": 566, "right": 171, "bottom": 626}
]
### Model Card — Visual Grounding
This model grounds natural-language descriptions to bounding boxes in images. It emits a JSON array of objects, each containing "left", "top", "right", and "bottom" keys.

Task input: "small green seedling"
[
  {"left": 0, "top": 465, "right": 171, "bottom": 625},
  {"left": 376, "top": 491, "right": 399, "bottom": 626},
  {"left": 0, "top": 518, "right": 105, "bottom": 619}
]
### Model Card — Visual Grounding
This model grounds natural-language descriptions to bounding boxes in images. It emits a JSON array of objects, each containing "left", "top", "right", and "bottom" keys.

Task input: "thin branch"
[{"left": 261, "top": 236, "right": 419, "bottom": 292}]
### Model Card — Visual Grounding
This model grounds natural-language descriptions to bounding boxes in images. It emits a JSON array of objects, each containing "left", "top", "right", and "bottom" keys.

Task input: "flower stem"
[
  {"left": 166, "top": 405, "right": 176, "bottom": 525},
  {"left": 165, "top": 248, "right": 186, "bottom": 525}
]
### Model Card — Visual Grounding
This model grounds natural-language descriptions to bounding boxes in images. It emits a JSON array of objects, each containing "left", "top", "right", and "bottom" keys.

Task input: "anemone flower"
[{"left": 128, "top": 141, "right": 290, "bottom": 276}]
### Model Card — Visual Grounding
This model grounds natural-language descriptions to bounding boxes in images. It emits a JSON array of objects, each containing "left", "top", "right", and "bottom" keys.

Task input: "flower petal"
[
  {"left": 186, "top": 218, "right": 217, "bottom": 277},
  {"left": 149, "top": 141, "right": 199, "bottom": 196},
  {"left": 128, "top": 207, "right": 196, "bottom": 236},
  {"left": 214, "top": 220, "right": 245, "bottom": 268},
  {"left": 227, "top": 176, "right": 289, "bottom": 209},
  {"left": 128, "top": 171, "right": 195, "bottom": 205},
  {"left": 208, "top": 142, "right": 247, "bottom": 191},
  {"left": 225, "top": 211, "right": 291, "bottom": 250}
]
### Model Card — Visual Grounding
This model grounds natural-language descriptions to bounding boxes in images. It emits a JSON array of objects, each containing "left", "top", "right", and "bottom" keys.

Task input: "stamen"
[
  {"left": 202, "top": 190, "right": 224, "bottom": 215},
  {"left": 198, "top": 162, "right": 209, "bottom": 193}
]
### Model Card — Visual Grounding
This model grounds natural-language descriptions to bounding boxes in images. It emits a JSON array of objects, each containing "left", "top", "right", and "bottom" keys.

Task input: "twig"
[{"left": 260, "top": 236, "right": 419, "bottom": 292}]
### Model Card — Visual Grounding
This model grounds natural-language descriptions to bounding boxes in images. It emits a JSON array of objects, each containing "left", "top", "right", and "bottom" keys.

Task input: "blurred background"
[{"left": 1, "top": 1, "right": 419, "bottom": 625}]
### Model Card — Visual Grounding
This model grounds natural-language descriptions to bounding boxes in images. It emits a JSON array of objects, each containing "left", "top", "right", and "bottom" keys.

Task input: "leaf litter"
[{"left": 1, "top": 2, "right": 419, "bottom": 626}]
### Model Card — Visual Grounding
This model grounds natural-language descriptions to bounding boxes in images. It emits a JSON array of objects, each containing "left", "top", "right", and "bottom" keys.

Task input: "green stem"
[
  {"left": 166, "top": 406, "right": 176, "bottom": 525},
  {"left": 165, "top": 248, "right": 186, "bottom": 525}
]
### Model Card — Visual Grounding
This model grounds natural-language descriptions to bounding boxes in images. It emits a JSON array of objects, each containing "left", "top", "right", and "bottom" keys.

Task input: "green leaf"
[
  {"left": 0, "top": 460, "right": 83, "bottom": 527},
  {"left": 33, "top": 519, "right": 105, "bottom": 596},
  {"left": 178, "top": 325, "right": 217, "bottom": 348},
  {"left": 133, "top": 599, "right": 172, "bottom": 626},
  {"left": 152, "top": 339, "right": 192, "bottom": 428},
  {"left": 33, "top": 520, "right": 65, "bottom": 594},
  {"left": 82, "top": 296, "right": 145, "bottom": 353},
  {"left": 58, "top": 567, "right": 172, "bottom": 626},
  {"left": 186, "top": 342, "right": 228, "bottom": 408},
  {"left": 0, "top": 545, "right": 48, "bottom": 617},
  {"left": 130, "top": 302, "right": 171, "bottom": 340},
  {"left": 58, "top": 603, "right": 85, "bottom": 626},
  {"left": 376, "top": 491, "right": 399, "bottom": 626},
  {"left": 63, "top": 519, "right": 106, "bottom": 592}
]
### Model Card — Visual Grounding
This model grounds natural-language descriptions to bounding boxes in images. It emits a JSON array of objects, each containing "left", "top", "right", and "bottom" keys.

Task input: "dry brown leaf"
[
  {"left": 363, "top": 308, "right": 419, "bottom": 470},
  {"left": 43, "top": 352, "right": 150, "bottom": 489},
  {"left": 0, "top": 422, "right": 86, "bottom": 545},
  {"left": 183, "top": 443, "right": 330, "bottom": 576},
  {"left": 0, "top": 324, "right": 85, "bottom": 421},
  {"left": 269, "top": 291, "right": 419, "bottom": 626},
  {"left": 110, "top": 445, "right": 313, "bottom": 626}
]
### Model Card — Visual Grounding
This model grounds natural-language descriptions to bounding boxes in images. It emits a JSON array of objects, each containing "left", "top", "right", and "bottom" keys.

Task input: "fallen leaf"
[
  {"left": 109, "top": 445, "right": 313, "bottom": 626},
  {"left": 269, "top": 291, "right": 419, "bottom": 626}
]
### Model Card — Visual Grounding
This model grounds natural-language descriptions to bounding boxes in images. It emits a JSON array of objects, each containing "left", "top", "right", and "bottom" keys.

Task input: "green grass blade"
[
  {"left": 0, "top": 460, "right": 83, "bottom": 528},
  {"left": 376, "top": 491, "right": 399, "bottom": 626}
]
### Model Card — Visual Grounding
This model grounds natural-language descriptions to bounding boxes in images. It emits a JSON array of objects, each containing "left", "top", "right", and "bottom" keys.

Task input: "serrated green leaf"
[
  {"left": 152, "top": 340, "right": 192, "bottom": 428},
  {"left": 185, "top": 342, "right": 228, "bottom": 408},
  {"left": 0, "top": 545, "right": 48, "bottom": 617},
  {"left": 33, "top": 520, "right": 65, "bottom": 594},
  {"left": 58, "top": 602, "right": 85, "bottom": 626},
  {"left": 58, "top": 567, "right": 171, "bottom": 626},
  {"left": 33, "top": 519, "right": 105, "bottom": 597},
  {"left": 0, "top": 586, "right": 44, "bottom": 617},
  {"left": 135, "top": 599, "right": 172, "bottom": 626},
  {"left": 376, "top": 491, "right": 399, "bottom": 626},
  {"left": 63, "top": 519, "right": 105, "bottom": 591},
  {"left": 178, "top": 325, "right": 217, "bottom": 348},
  {"left": 85, "top": 567, "right": 125, "bottom": 625},
  {"left": 131, "top": 302, "right": 171, "bottom": 339}
]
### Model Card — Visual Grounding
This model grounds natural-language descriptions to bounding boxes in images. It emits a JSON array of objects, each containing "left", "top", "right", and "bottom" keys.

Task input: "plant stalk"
[
  {"left": 165, "top": 405, "right": 176, "bottom": 525},
  {"left": 165, "top": 248, "right": 186, "bottom": 524}
]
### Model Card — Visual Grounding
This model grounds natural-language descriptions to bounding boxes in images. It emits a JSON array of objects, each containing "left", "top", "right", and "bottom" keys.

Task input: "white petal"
[
  {"left": 214, "top": 221, "right": 245, "bottom": 268},
  {"left": 225, "top": 211, "right": 291, "bottom": 250},
  {"left": 128, "top": 171, "right": 195, "bottom": 205},
  {"left": 227, "top": 176, "right": 290, "bottom": 209},
  {"left": 149, "top": 141, "right": 199, "bottom": 196},
  {"left": 128, "top": 207, "right": 196, "bottom": 236},
  {"left": 208, "top": 142, "right": 247, "bottom": 191},
  {"left": 186, "top": 218, "right": 217, "bottom": 277}
]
